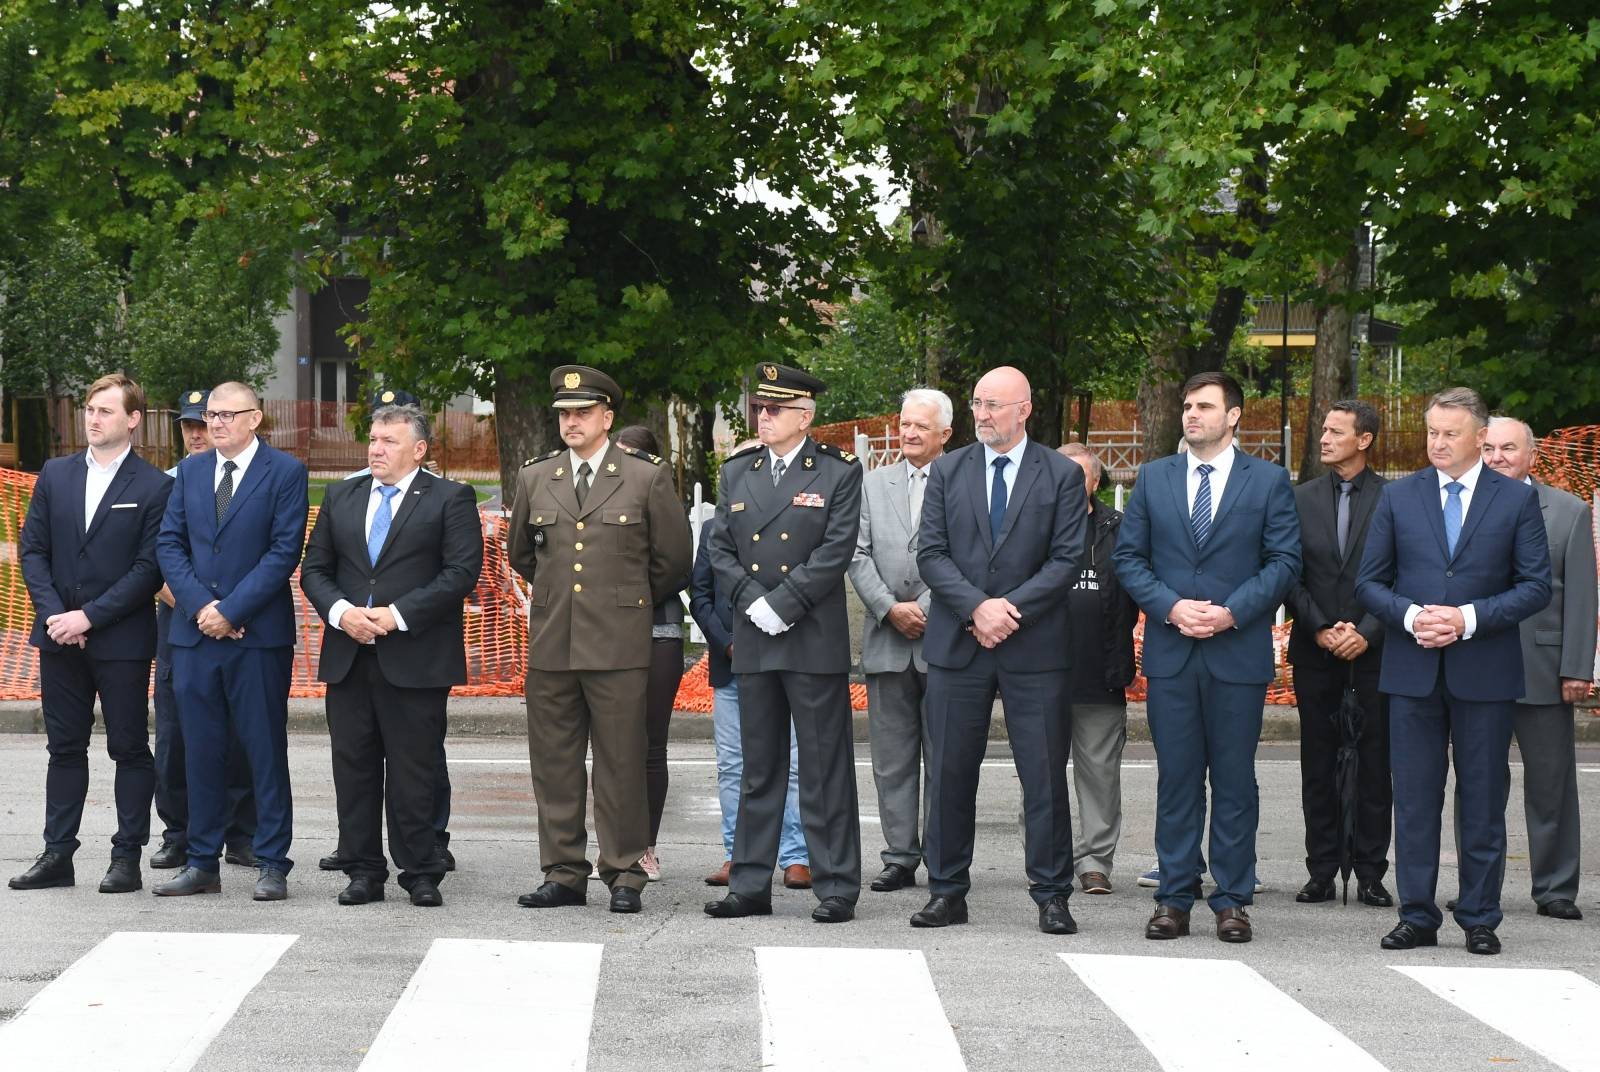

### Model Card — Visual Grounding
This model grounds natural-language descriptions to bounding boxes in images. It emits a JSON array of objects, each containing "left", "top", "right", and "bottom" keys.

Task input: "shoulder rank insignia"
[
  {"left": 616, "top": 444, "right": 664, "bottom": 465},
  {"left": 524, "top": 448, "right": 563, "bottom": 469},
  {"left": 813, "top": 442, "right": 857, "bottom": 464},
  {"left": 728, "top": 442, "right": 762, "bottom": 461}
]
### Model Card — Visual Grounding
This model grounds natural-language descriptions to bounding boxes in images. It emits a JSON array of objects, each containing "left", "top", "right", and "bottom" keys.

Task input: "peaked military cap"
[
  {"left": 750, "top": 362, "right": 826, "bottom": 402},
  {"left": 176, "top": 389, "right": 209, "bottom": 423},
  {"left": 551, "top": 365, "right": 623, "bottom": 410}
]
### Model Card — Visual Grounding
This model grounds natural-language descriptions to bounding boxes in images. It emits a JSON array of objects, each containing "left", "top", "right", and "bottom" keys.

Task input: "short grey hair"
[
  {"left": 1426, "top": 386, "right": 1488, "bottom": 427},
  {"left": 900, "top": 388, "right": 954, "bottom": 430},
  {"left": 1057, "top": 442, "right": 1102, "bottom": 487},
  {"left": 1487, "top": 415, "right": 1536, "bottom": 451},
  {"left": 372, "top": 403, "right": 430, "bottom": 445}
]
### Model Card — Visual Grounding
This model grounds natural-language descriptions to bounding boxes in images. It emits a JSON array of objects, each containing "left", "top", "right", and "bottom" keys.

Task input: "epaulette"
[
  {"left": 728, "top": 442, "right": 763, "bottom": 461},
  {"left": 616, "top": 443, "right": 663, "bottom": 465},
  {"left": 522, "top": 449, "right": 563, "bottom": 468},
  {"left": 815, "top": 442, "right": 858, "bottom": 464}
]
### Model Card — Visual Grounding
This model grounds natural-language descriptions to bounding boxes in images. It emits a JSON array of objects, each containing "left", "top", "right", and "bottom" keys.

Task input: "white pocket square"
[{"left": 110, "top": 502, "right": 138, "bottom": 509}]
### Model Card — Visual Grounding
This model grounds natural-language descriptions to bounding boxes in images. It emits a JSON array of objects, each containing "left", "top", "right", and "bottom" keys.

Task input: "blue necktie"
[
  {"left": 367, "top": 484, "right": 400, "bottom": 607},
  {"left": 989, "top": 456, "right": 1009, "bottom": 542},
  {"left": 1191, "top": 463, "right": 1214, "bottom": 545},
  {"left": 1443, "top": 480, "right": 1464, "bottom": 556}
]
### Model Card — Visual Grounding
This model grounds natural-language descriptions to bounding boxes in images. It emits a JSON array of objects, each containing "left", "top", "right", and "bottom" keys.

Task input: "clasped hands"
[
  {"left": 1411, "top": 604, "right": 1465, "bottom": 649},
  {"left": 746, "top": 597, "right": 789, "bottom": 637},
  {"left": 1168, "top": 599, "right": 1234, "bottom": 638},
  {"left": 1315, "top": 622, "right": 1370, "bottom": 661},
  {"left": 341, "top": 606, "right": 398, "bottom": 644},
  {"left": 966, "top": 597, "right": 1020, "bottom": 649},
  {"left": 44, "top": 609, "right": 92, "bottom": 648},
  {"left": 197, "top": 600, "right": 246, "bottom": 640},
  {"left": 886, "top": 601, "right": 926, "bottom": 641}
]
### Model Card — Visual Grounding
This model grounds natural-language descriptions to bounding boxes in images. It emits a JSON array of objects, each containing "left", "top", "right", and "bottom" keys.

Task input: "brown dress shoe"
[
  {"left": 705, "top": 860, "right": 732, "bottom": 886},
  {"left": 783, "top": 864, "right": 812, "bottom": 889},
  {"left": 1215, "top": 906, "right": 1252, "bottom": 943},
  {"left": 1079, "top": 871, "right": 1112, "bottom": 895},
  {"left": 1145, "top": 904, "right": 1190, "bottom": 939}
]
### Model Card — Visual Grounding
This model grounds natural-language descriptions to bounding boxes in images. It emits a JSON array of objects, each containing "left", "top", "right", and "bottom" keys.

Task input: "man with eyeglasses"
[
  {"left": 705, "top": 362, "right": 865, "bottom": 924},
  {"left": 154, "top": 381, "right": 309, "bottom": 901},
  {"left": 911, "top": 366, "right": 1088, "bottom": 935}
]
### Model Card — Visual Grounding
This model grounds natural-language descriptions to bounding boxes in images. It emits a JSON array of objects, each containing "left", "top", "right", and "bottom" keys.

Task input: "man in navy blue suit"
[
  {"left": 153, "top": 381, "right": 310, "bottom": 901},
  {"left": 1112, "top": 371, "right": 1300, "bottom": 944},
  {"left": 912, "top": 365, "right": 1088, "bottom": 935},
  {"left": 1356, "top": 386, "right": 1550, "bottom": 955},
  {"left": 11, "top": 374, "right": 172, "bottom": 895}
]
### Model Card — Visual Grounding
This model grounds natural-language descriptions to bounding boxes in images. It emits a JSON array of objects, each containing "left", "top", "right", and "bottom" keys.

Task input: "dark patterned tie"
[
  {"left": 1191, "top": 463, "right": 1214, "bottom": 545},
  {"left": 772, "top": 457, "right": 786, "bottom": 487},
  {"left": 989, "top": 457, "right": 1009, "bottom": 542},
  {"left": 575, "top": 461, "right": 591, "bottom": 508},
  {"left": 215, "top": 460, "right": 237, "bottom": 525}
]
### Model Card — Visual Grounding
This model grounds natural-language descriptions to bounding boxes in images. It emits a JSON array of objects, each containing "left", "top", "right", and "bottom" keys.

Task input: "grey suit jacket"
[
  {"left": 1518, "top": 480, "right": 1599, "bottom": 706},
  {"left": 849, "top": 458, "right": 933, "bottom": 674}
]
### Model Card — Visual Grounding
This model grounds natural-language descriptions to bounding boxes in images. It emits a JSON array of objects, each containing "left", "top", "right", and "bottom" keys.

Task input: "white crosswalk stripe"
[
  {"left": 756, "top": 947, "right": 966, "bottom": 1072},
  {"left": 1394, "top": 966, "right": 1600, "bottom": 1072},
  {"left": 359, "top": 938, "right": 603, "bottom": 1071},
  {"left": 1061, "top": 952, "right": 1389, "bottom": 1072},
  {"left": 0, "top": 931, "right": 297, "bottom": 1072}
]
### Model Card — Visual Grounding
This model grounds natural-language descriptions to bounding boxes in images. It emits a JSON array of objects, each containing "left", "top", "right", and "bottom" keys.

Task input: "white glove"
[{"left": 747, "top": 596, "right": 790, "bottom": 636}]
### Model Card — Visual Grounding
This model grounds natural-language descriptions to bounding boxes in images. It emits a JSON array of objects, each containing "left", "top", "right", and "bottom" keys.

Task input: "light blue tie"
[
  {"left": 367, "top": 484, "right": 400, "bottom": 607},
  {"left": 1443, "top": 481, "right": 1464, "bottom": 556}
]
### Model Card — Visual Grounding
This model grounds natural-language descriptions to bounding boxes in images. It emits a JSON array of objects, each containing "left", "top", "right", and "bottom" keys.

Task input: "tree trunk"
[
  {"left": 1298, "top": 234, "right": 1359, "bottom": 482},
  {"left": 1138, "top": 321, "right": 1186, "bottom": 462},
  {"left": 493, "top": 362, "right": 556, "bottom": 513}
]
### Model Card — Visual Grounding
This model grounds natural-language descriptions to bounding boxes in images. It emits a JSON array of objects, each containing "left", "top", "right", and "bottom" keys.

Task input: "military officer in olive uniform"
[
  {"left": 507, "top": 365, "right": 693, "bottom": 914},
  {"left": 704, "top": 363, "right": 865, "bottom": 923}
]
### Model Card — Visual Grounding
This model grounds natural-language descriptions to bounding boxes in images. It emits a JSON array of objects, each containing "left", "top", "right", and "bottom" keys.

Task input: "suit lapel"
[
  {"left": 65, "top": 453, "right": 90, "bottom": 541},
  {"left": 83, "top": 462, "right": 137, "bottom": 544},
  {"left": 347, "top": 476, "right": 376, "bottom": 562},
  {"left": 375, "top": 473, "right": 433, "bottom": 563},
  {"left": 992, "top": 442, "right": 1042, "bottom": 556},
  {"left": 1166, "top": 459, "right": 1194, "bottom": 554},
  {"left": 743, "top": 451, "right": 777, "bottom": 521},
  {"left": 768, "top": 440, "right": 822, "bottom": 522},
  {"left": 1452, "top": 471, "right": 1501, "bottom": 562},
  {"left": 217, "top": 439, "right": 270, "bottom": 535},
  {"left": 1416, "top": 469, "right": 1452, "bottom": 561},
  {"left": 884, "top": 460, "right": 911, "bottom": 536},
  {"left": 1339, "top": 470, "right": 1380, "bottom": 570},
  {"left": 578, "top": 455, "right": 622, "bottom": 520},
  {"left": 548, "top": 457, "right": 582, "bottom": 520},
  {"left": 1205, "top": 451, "right": 1253, "bottom": 545},
  {"left": 967, "top": 447, "right": 993, "bottom": 554}
]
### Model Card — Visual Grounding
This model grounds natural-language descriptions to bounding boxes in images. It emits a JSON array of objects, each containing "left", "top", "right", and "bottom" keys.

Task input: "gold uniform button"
[
  {"left": 780, "top": 532, "right": 789, "bottom": 540},
  {"left": 573, "top": 583, "right": 583, "bottom": 592},
  {"left": 752, "top": 533, "right": 760, "bottom": 542},
  {"left": 574, "top": 563, "right": 583, "bottom": 572},
  {"left": 576, "top": 521, "right": 585, "bottom": 531},
  {"left": 574, "top": 541, "right": 583, "bottom": 551},
  {"left": 638, "top": 598, "right": 645, "bottom": 606},
  {"left": 781, "top": 565, "right": 790, "bottom": 573},
  {"left": 618, "top": 514, "right": 627, "bottom": 523},
  {"left": 751, "top": 563, "right": 760, "bottom": 572}
]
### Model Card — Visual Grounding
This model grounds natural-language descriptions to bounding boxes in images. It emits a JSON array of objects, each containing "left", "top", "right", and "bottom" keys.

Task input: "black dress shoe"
[
  {"left": 518, "top": 881, "right": 586, "bottom": 908},
  {"left": 440, "top": 846, "right": 456, "bottom": 873},
  {"left": 149, "top": 842, "right": 186, "bottom": 869},
  {"left": 1296, "top": 877, "right": 1336, "bottom": 903},
  {"left": 319, "top": 849, "right": 349, "bottom": 871},
  {"left": 610, "top": 886, "right": 642, "bottom": 914},
  {"left": 338, "top": 875, "right": 386, "bottom": 905},
  {"left": 1039, "top": 895, "right": 1078, "bottom": 935},
  {"left": 9, "top": 851, "right": 74, "bottom": 890},
  {"left": 1538, "top": 899, "right": 1583, "bottom": 920},
  {"left": 812, "top": 896, "right": 855, "bottom": 923},
  {"left": 1357, "top": 880, "right": 1395, "bottom": 907},
  {"left": 253, "top": 868, "right": 288, "bottom": 901},
  {"left": 1380, "top": 921, "right": 1438, "bottom": 950},
  {"left": 1466, "top": 925, "right": 1501, "bottom": 955},
  {"left": 1445, "top": 898, "right": 1459, "bottom": 911},
  {"left": 152, "top": 866, "right": 221, "bottom": 896},
  {"left": 224, "top": 844, "right": 257, "bottom": 868},
  {"left": 410, "top": 878, "right": 444, "bottom": 908},
  {"left": 99, "top": 857, "right": 141, "bottom": 894},
  {"left": 909, "top": 895, "right": 968, "bottom": 928},
  {"left": 870, "top": 864, "right": 918, "bottom": 892},
  {"left": 704, "top": 892, "right": 773, "bottom": 918}
]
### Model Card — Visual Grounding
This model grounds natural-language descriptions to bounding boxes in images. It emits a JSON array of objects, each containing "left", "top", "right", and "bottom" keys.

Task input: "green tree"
[{"left": 802, "top": 285, "right": 926, "bottom": 424}]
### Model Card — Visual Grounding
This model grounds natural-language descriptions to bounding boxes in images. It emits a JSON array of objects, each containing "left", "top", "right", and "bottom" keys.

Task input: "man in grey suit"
[
  {"left": 1481, "top": 416, "right": 1596, "bottom": 921},
  {"left": 848, "top": 388, "right": 953, "bottom": 893}
]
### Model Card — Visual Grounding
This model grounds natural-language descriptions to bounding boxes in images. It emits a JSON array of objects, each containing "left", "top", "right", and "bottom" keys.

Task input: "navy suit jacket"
[
  {"left": 20, "top": 451, "right": 173, "bottom": 660},
  {"left": 157, "top": 438, "right": 310, "bottom": 650},
  {"left": 689, "top": 520, "right": 735, "bottom": 688},
  {"left": 1111, "top": 449, "right": 1301, "bottom": 685},
  {"left": 1354, "top": 465, "right": 1551, "bottom": 701},
  {"left": 916, "top": 439, "right": 1087, "bottom": 671}
]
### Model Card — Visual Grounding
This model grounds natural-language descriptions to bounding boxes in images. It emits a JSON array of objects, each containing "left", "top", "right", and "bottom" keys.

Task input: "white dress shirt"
[
  {"left": 84, "top": 444, "right": 132, "bottom": 530},
  {"left": 569, "top": 440, "right": 610, "bottom": 494},
  {"left": 328, "top": 465, "right": 423, "bottom": 635},
  {"left": 1402, "top": 460, "right": 1486, "bottom": 640},
  {"left": 1185, "top": 442, "right": 1237, "bottom": 522},
  {"left": 214, "top": 434, "right": 261, "bottom": 491},
  {"left": 981, "top": 437, "right": 1029, "bottom": 511}
]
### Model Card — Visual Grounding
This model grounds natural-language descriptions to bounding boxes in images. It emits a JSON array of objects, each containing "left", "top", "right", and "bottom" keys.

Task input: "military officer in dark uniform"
[
  {"left": 704, "top": 363, "right": 865, "bottom": 923},
  {"left": 507, "top": 365, "right": 693, "bottom": 914}
]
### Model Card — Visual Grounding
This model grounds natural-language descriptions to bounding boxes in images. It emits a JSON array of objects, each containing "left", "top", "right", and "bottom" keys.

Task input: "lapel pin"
[
  {"left": 606, "top": 462, "right": 617, "bottom": 473},
  {"left": 804, "top": 456, "right": 814, "bottom": 469},
  {"left": 555, "top": 467, "right": 565, "bottom": 477}
]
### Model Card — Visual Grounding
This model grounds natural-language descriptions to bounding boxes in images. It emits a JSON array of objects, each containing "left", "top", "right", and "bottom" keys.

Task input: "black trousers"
[
  {"left": 153, "top": 651, "right": 257, "bottom": 850},
  {"left": 644, "top": 636, "right": 684, "bottom": 844},
  {"left": 1295, "top": 653, "right": 1391, "bottom": 883},
  {"left": 327, "top": 647, "right": 449, "bottom": 888},
  {"left": 39, "top": 650, "right": 154, "bottom": 859}
]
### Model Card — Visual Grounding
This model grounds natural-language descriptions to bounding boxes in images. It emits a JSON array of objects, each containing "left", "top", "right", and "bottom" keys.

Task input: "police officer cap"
[
  {"left": 750, "top": 362, "right": 826, "bottom": 402},
  {"left": 371, "top": 387, "right": 420, "bottom": 409},
  {"left": 551, "top": 365, "right": 623, "bottom": 410},
  {"left": 176, "top": 389, "right": 209, "bottom": 424}
]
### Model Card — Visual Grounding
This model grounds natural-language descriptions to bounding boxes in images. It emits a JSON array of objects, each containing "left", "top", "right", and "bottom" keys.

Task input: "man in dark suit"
[
  {"left": 507, "top": 365, "right": 693, "bottom": 915},
  {"left": 301, "top": 403, "right": 482, "bottom": 908},
  {"left": 151, "top": 389, "right": 258, "bottom": 871},
  {"left": 153, "top": 381, "right": 310, "bottom": 901},
  {"left": 1480, "top": 416, "right": 1595, "bottom": 921},
  {"left": 1287, "top": 400, "right": 1392, "bottom": 907},
  {"left": 11, "top": 374, "right": 172, "bottom": 894},
  {"left": 1356, "top": 386, "right": 1551, "bottom": 955},
  {"left": 911, "top": 365, "right": 1087, "bottom": 935},
  {"left": 704, "top": 363, "right": 864, "bottom": 924},
  {"left": 1113, "top": 371, "right": 1301, "bottom": 944}
]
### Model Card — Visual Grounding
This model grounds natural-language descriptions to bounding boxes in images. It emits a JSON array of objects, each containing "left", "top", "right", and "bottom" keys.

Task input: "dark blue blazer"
[
  {"left": 157, "top": 438, "right": 310, "bottom": 649},
  {"left": 1111, "top": 449, "right": 1301, "bottom": 685},
  {"left": 689, "top": 520, "right": 735, "bottom": 688},
  {"left": 1354, "top": 465, "right": 1550, "bottom": 701},
  {"left": 20, "top": 451, "right": 173, "bottom": 659},
  {"left": 916, "top": 440, "right": 1087, "bottom": 671}
]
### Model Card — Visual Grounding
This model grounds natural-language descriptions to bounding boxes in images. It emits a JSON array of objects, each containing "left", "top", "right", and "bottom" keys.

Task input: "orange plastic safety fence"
[{"left": 673, "top": 652, "right": 869, "bottom": 713}]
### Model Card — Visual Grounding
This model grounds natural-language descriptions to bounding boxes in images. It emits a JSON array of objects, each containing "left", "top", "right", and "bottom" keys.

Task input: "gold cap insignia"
[
  {"left": 762, "top": 364, "right": 779, "bottom": 381},
  {"left": 380, "top": 390, "right": 395, "bottom": 403},
  {"left": 188, "top": 391, "right": 202, "bottom": 403},
  {"left": 564, "top": 372, "right": 582, "bottom": 390}
]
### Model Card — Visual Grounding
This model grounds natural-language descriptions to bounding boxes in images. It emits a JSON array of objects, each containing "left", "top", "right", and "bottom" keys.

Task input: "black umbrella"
[{"left": 1331, "top": 664, "right": 1365, "bottom": 904}]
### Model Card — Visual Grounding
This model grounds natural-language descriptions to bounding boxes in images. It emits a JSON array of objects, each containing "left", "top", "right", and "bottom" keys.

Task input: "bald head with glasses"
[{"left": 970, "top": 367, "right": 1032, "bottom": 452}]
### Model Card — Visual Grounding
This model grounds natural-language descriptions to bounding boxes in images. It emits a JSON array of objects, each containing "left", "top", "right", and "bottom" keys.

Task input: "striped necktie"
[{"left": 1191, "top": 463, "right": 1214, "bottom": 545}]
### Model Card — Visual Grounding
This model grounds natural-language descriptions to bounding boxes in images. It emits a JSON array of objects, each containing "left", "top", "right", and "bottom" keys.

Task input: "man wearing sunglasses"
[{"left": 705, "top": 362, "right": 864, "bottom": 923}]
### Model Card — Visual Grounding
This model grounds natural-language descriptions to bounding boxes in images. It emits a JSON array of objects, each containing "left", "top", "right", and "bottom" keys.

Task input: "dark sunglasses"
[{"left": 749, "top": 402, "right": 805, "bottom": 417}]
